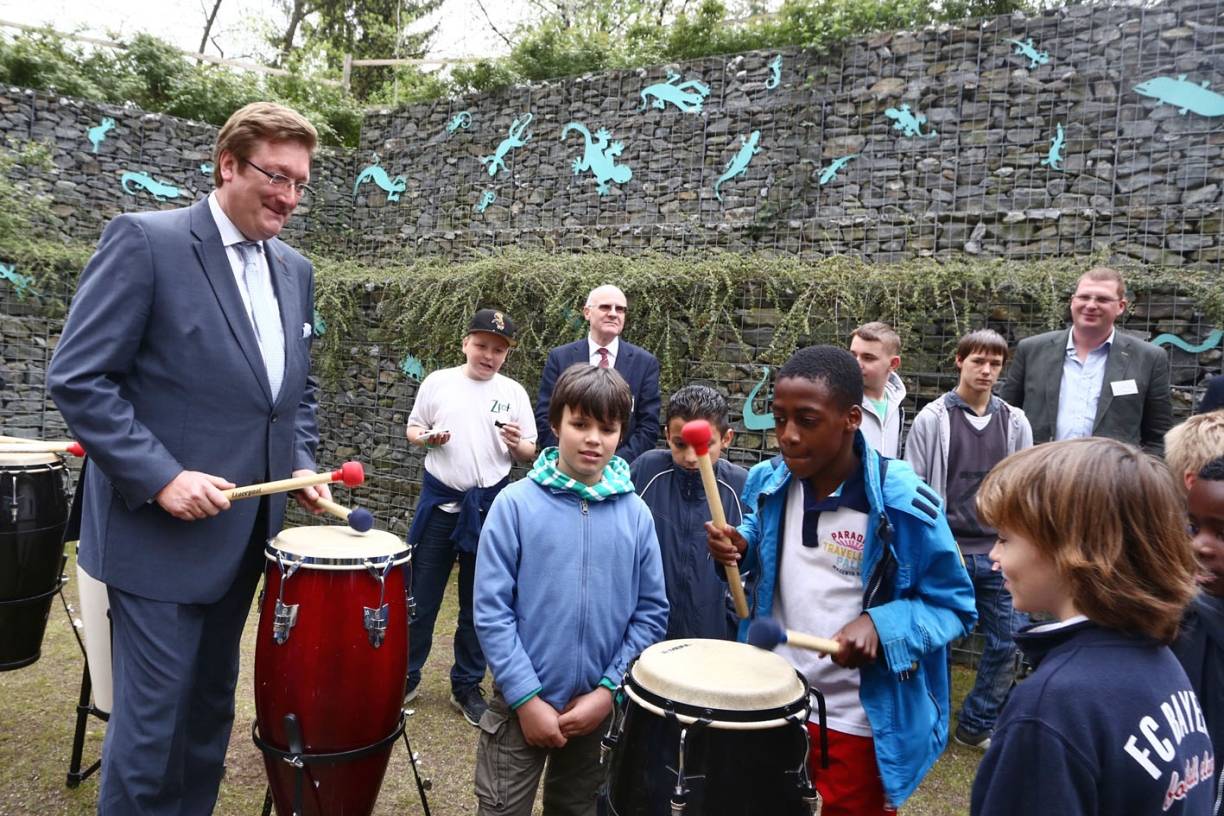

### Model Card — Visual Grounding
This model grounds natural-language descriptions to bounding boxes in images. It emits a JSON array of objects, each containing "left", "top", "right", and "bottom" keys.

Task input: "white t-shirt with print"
[
  {"left": 775, "top": 478, "right": 872, "bottom": 736},
  {"left": 407, "top": 366, "right": 537, "bottom": 507}
]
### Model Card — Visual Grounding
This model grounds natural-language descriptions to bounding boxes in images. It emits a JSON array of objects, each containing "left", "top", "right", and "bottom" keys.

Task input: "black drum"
[
  {"left": 0, "top": 450, "right": 70, "bottom": 670},
  {"left": 599, "top": 639, "right": 825, "bottom": 816}
]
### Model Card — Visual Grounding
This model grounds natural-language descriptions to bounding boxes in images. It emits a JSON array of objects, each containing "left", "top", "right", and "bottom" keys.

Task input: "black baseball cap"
[{"left": 467, "top": 308, "right": 517, "bottom": 346}]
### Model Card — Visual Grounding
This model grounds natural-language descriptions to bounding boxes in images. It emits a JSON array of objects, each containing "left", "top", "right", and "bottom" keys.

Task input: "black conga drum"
[{"left": 0, "top": 449, "right": 70, "bottom": 670}]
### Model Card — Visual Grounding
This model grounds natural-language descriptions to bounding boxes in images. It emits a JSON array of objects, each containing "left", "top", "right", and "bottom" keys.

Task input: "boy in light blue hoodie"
[{"left": 474, "top": 364, "right": 668, "bottom": 816}]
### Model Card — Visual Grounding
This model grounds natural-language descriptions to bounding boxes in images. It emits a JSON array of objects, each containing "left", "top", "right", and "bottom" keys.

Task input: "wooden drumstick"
[
  {"left": 748, "top": 617, "right": 841, "bottom": 656},
  {"left": 680, "top": 419, "right": 750, "bottom": 620},
  {"left": 313, "top": 496, "right": 375, "bottom": 532},
  {"left": 222, "top": 462, "right": 365, "bottom": 501},
  {"left": 0, "top": 440, "right": 85, "bottom": 456}
]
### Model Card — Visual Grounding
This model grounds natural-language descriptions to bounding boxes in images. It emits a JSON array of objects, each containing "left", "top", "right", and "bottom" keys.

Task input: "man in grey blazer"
[
  {"left": 48, "top": 102, "right": 328, "bottom": 814},
  {"left": 999, "top": 267, "right": 1172, "bottom": 455}
]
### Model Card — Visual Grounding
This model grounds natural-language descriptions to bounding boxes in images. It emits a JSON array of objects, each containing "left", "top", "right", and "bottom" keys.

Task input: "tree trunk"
[
  {"left": 197, "top": 0, "right": 224, "bottom": 59},
  {"left": 276, "top": 0, "right": 310, "bottom": 67}
]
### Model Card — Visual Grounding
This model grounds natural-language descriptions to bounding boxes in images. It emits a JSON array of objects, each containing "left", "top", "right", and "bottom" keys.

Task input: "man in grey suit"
[
  {"left": 48, "top": 102, "right": 328, "bottom": 814},
  {"left": 1000, "top": 266, "right": 1173, "bottom": 455}
]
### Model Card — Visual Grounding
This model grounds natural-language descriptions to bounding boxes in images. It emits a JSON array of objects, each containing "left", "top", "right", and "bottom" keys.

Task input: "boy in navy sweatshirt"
[
  {"left": 473, "top": 364, "right": 667, "bottom": 816},
  {"left": 972, "top": 438, "right": 1215, "bottom": 816},
  {"left": 632, "top": 385, "right": 747, "bottom": 640}
]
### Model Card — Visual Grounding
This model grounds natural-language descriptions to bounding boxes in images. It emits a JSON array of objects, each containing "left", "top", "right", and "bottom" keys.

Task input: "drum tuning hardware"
[
  {"left": 802, "top": 790, "right": 823, "bottom": 815},
  {"left": 363, "top": 557, "right": 394, "bottom": 648},
  {"left": 272, "top": 553, "right": 303, "bottom": 644}
]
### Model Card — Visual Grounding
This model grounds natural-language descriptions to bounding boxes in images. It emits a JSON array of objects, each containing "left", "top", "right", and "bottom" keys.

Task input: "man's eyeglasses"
[
  {"left": 593, "top": 304, "right": 628, "bottom": 315},
  {"left": 243, "top": 159, "right": 313, "bottom": 201},
  {"left": 1072, "top": 294, "right": 1121, "bottom": 306}
]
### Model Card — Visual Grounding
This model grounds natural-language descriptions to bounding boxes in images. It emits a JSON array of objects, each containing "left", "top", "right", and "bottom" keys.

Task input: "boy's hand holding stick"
[{"left": 682, "top": 419, "right": 750, "bottom": 619}]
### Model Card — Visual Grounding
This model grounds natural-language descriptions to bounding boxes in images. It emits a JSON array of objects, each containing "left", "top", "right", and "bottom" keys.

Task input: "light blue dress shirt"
[{"left": 1055, "top": 329, "right": 1113, "bottom": 441}]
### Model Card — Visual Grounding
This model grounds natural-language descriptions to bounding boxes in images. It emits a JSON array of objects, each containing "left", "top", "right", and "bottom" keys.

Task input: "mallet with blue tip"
[
  {"left": 747, "top": 617, "right": 841, "bottom": 656},
  {"left": 312, "top": 496, "right": 375, "bottom": 533}
]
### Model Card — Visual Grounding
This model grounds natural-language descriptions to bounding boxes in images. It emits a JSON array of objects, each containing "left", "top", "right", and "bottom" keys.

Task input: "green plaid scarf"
[{"left": 528, "top": 447, "right": 634, "bottom": 501}]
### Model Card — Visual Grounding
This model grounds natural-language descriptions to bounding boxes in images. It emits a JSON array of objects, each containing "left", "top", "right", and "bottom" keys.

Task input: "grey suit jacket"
[
  {"left": 999, "top": 328, "right": 1172, "bottom": 455},
  {"left": 48, "top": 197, "right": 320, "bottom": 604}
]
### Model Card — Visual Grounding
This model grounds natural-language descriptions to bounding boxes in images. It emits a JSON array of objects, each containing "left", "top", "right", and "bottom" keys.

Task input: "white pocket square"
[{"left": 302, "top": 323, "right": 312, "bottom": 338}]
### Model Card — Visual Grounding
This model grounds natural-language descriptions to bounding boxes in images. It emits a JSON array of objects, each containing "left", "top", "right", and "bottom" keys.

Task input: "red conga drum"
[{"left": 253, "top": 525, "right": 410, "bottom": 816}]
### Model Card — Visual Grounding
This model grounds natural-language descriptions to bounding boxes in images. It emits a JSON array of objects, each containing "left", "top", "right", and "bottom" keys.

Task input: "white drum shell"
[{"left": 76, "top": 563, "right": 113, "bottom": 715}]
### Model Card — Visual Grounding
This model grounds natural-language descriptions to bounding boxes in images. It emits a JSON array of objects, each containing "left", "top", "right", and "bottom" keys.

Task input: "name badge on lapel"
[{"left": 1110, "top": 379, "right": 1138, "bottom": 397}]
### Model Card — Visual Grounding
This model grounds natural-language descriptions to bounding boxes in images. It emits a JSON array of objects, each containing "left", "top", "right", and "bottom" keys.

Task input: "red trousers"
[{"left": 806, "top": 723, "right": 898, "bottom": 816}]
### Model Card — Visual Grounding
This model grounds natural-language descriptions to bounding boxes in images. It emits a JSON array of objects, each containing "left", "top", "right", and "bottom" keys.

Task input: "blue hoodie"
[
  {"left": 474, "top": 477, "right": 669, "bottom": 711},
  {"left": 731, "top": 433, "right": 976, "bottom": 807}
]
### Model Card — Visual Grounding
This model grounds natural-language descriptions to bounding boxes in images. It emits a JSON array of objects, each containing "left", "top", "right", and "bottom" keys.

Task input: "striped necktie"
[
  {"left": 597, "top": 347, "right": 610, "bottom": 368},
  {"left": 234, "top": 241, "right": 284, "bottom": 400}
]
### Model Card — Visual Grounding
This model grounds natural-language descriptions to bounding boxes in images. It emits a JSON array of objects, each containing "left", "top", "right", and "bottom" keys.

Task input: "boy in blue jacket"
[
  {"left": 707, "top": 345, "right": 976, "bottom": 815},
  {"left": 474, "top": 364, "right": 668, "bottom": 816},
  {"left": 632, "top": 385, "right": 748, "bottom": 640}
]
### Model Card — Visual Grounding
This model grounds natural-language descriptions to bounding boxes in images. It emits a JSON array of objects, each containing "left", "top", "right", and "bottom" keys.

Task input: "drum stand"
[
  {"left": 57, "top": 568, "right": 109, "bottom": 788},
  {"left": 255, "top": 707, "right": 433, "bottom": 816}
]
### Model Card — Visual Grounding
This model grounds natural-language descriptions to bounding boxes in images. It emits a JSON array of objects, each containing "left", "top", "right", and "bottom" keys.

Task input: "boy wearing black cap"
[{"left": 405, "top": 308, "right": 538, "bottom": 725}]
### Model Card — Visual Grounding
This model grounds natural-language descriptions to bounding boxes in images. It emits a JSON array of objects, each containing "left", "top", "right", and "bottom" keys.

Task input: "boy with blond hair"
[{"left": 849, "top": 322, "right": 906, "bottom": 457}]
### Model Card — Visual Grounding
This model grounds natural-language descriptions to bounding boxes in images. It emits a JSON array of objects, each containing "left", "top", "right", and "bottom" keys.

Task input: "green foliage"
[{"left": 0, "top": 29, "right": 363, "bottom": 147}]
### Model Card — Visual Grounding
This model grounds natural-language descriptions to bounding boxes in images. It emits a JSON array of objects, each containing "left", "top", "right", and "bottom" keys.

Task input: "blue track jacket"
[
  {"left": 731, "top": 433, "right": 976, "bottom": 807},
  {"left": 475, "top": 478, "right": 669, "bottom": 711}
]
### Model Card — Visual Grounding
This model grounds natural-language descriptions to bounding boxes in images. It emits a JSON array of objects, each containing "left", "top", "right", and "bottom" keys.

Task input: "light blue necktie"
[{"left": 234, "top": 241, "right": 284, "bottom": 400}]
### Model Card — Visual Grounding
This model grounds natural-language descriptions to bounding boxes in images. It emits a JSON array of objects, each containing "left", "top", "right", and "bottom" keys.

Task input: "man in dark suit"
[
  {"left": 48, "top": 102, "right": 327, "bottom": 814},
  {"left": 1000, "top": 267, "right": 1172, "bottom": 455},
  {"left": 534, "top": 284, "right": 661, "bottom": 463}
]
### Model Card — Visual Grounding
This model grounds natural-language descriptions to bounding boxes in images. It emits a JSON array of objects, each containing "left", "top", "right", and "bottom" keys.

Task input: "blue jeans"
[
  {"left": 957, "top": 553, "right": 1025, "bottom": 735},
  {"left": 407, "top": 507, "right": 487, "bottom": 695}
]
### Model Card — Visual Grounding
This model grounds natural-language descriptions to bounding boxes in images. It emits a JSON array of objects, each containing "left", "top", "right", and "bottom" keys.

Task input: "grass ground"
[{"left": 0, "top": 553, "right": 981, "bottom": 815}]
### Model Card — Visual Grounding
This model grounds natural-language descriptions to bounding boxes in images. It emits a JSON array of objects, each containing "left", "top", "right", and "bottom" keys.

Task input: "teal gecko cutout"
[
  {"left": 1151, "top": 329, "right": 1223, "bottom": 354},
  {"left": 1040, "top": 123, "right": 1066, "bottom": 171},
  {"left": 639, "top": 71, "right": 710, "bottom": 113},
  {"left": 818, "top": 154, "right": 857, "bottom": 185},
  {"left": 1133, "top": 75, "right": 1224, "bottom": 117},
  {"left": 561, "top": 123, "right": 633, "bottom": 196},
  {"left": 400, "top": 353, "right": 426, "bottom": 382},
  {"left": 0, "top": 262, "right": 33, "bottom": 299},
  {"left": 354, "top": 158, "right": 407, "bottom": 202},
  {"left": 1007, "top": 38, "right": 1050, "bottom": 69},
  {"left": 120, "top": 171, "right": 182, "bottom": 201},
  {"left": 475, "top": 190, "right": 496, "bottom": 213},
  {"left": 884, "top": 104, "right": 937, "bottom": 139},
  {"left": 447, "top": 111, "right": 472, "bottom": 134},
  {"left": 765, "top": 55, "right": 782, "bottom": 90},
  {"left": 714, "top": 130, "right": 761, "bottom": 202},
  {"left": 87, "top": 118, "right": 115, "bottom": 153},
  {"left": 743, "top": 367, "right": 776, "bottom": 431},
  {"left": 480, "top": 113, "right": 533, "bottom": 177},
  {"left": 199, "top": 162, "right": 214, "bottom": 175},
  {"left": 312, "top": 309, "right": 326, "bottom": 337},
  {"left": 562, "top": 308, "right": 587, "bottom": 333}
]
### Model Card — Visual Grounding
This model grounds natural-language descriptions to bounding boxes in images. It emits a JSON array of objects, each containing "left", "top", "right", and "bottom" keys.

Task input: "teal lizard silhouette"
[
  {"left": 743, "top": 367, "right": 776, "bottom": 431},
  {"left": 120, "top": 171, "right": 181, "bottom": 201},
  {"left": 818, "top": 154, "right": 857, "bottom": 185},
  {"left": 1007, "top": 38, "right": 1050, "bottom": 69},
  {"left": 714, "top": 130, "right": 761, "bottom": 202},
  {"left": 480, "top": 113, "right": 533, "bottom": 177},
  {"left": 400, "top": 353, "right": 426, "bottom": 382},
  {"left": 312, "top": 309, "right": 327, "bottom": 337},
  {"left": 765, "top": 55, "right": 782, "bottom": 90},
  {"left": 1040, "top": 122, "right": 1066, "bottom": 171},
  {"left": 199, "top": 162, "right": 214, "bottom": 175},
  {"left": 354, "top": 160, "right": 407, "bottom": 202},
  {"left": 561, "top": 122, "right": 633, "bottom": 196},
  {"left": 1133, "top": 75, "right": 1224, "bottom": 117},
  {"left": 1151, "top": 329, "right": 1224, "bottom": 354},
  {"left": 446, "top": 111, "right": 472, "bottom": 133},
  {"left": 884, "top": 104, "right": 937, "bottom": 139},
  {"left": 474, "top": 190, "right": 496, "bottom": 213},
  {"left": 0, "top": 262, "right": 32, "bottom": 299},
  {"left": 639, "top": 71, "right": 710, "bottom": 113},
  {"left": 87, "top": 118, "right": 115, "bottom": 153}
]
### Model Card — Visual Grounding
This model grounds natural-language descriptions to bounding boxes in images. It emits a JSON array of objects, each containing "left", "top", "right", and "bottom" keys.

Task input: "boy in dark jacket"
[
  {"left": 632, "top": 385, "right": 748, "bottom": 640},
  {"left": 972, "top": 438, "right": 1214, "bottom": 816}
]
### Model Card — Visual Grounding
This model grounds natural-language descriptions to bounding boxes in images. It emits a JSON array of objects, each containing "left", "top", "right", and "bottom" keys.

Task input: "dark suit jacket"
[
  {"left": 534, "top": 338, "right": 661, "bottom": 463},
  {"left": 48, "top": 197, "right": 320, "bottom": 604},
  {"left": 999, "top": 328, "right": 1172, "bottom": 455},
  {"left": 1199, "top": 374, "right": 1224, "bottom": 414}
]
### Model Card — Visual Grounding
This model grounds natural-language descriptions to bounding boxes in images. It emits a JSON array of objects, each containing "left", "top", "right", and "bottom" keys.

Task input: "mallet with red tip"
[
  {"left": 680, "top": 418, "right": 750, "bottom": 620},
  {"left": 313, "top": 496, "right": 375, "bottom": 533},
  {"left": 748, "top": 617, "right": 841, "bottom": 656},
  {"left": 0, "top": 439, "right": 85, "bottom": 456},
  {"left": 222, "top": 461, "right": 365, "bottom": 501}
]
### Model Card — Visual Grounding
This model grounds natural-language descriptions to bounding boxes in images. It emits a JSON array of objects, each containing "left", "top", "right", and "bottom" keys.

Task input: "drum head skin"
[
  {"left": 629, "top": 638, "right": 807, "bottom": 721},
  {"left": 0, "top": 451, "right": 60, "bottom": 466},
  {"left": 265, "top": 526, "right": 409, "bottom": 569}
]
